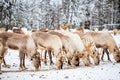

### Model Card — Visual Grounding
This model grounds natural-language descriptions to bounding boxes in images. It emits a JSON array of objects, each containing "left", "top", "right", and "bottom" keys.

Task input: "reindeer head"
[
  {"left": 71, "top": 51, "right": 80, "bottom": 66},
  {"left": 56, "top": 55, "right": 64, "bottom": 69},
  {"left": 113, "top": 47, "right": 120, "bottom": 63},
  {"left": 31, "top": 52, "right": 41, "bottom": 70},
  {"left": 86, "top": 41, "right": 100, "bottom": 65},
  {"left": 92, "top": 50, "right": 100, "bottom": 65}
]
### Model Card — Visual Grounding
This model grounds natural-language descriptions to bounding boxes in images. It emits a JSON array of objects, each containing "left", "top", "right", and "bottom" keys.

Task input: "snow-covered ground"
[{"left": 0, "top": 34, "right": 120, "bottom": 80}]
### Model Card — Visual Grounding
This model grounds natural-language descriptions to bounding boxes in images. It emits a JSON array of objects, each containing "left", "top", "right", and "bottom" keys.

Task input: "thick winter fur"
[
  {"left": 32, "top": 31, "right": 63, "bottom": 69},
  {"left": 55, "top": 30, "right": 91, "bottom": 66},
  {"left": 85, "top": 31, "right": 120, "bottom": 62},
  {"left": 0, "top": 32, "right": 40, "bottom": 73},
  {"left": 48, "top": 30, "right": 74, "bottom": 65},
  {"left": 81, "top": 34, "right": 100, "bottom": 65}
]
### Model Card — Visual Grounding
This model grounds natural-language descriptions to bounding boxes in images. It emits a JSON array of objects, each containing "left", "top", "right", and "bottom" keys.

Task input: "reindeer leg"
[
  {"left": 3, "top": 58, "right": 6, "bottom": 66},
  {"left": 68, "top": 59, "right": 71, "bottom": 65},
  {"left": 56, "top": 55, "right": 63, "bottom": 69},
  {"left": 88, "top": 53, "right": 92, "bottom": 64},
  {"left": 2, "top": 58, "right": 10, "bottom": 68},
  {"left": 2, "top": 49, "right": 10, "bottom": 68},
  {"left": 64, "top": 50, "right": 71, "bottom": 65},
  {"left": 19, "top": 53, "right": 23, "bottom": 70},
  {"left": 23, "top": 53, "right": 28, "bottom": 70},
  {"left": 44, "top": 50, "right": 47, "bottom": 65},
  {"left": 19, "top": 50, "right": 25, "bottom": 70},
  {"left": 48, "top": 50, "right": 54, "bottom": 65},
  {"left": 0, "top": 56, "right": 2, "bottom": 74},
  {"left": 105, "top": 49, "right": 111, "bottom": 62},
  {"left": 101, "top": 49, "right": 105, "bottom": 61},
  {"left": 82, "top": 54, "right": 90, "bottom": 66}
]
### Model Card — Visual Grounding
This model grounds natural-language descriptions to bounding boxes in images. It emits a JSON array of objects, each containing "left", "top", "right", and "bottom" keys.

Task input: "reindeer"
[
  {"left": 81, "top": 34, "right": 100, "bottom": 65},
  {"left": 85, "top": 31, "right": 120, "bottom": 62},
  {"left": 0, "top": 38, "right": 8, "bottom": 67},
  {"left": 58, "top": 27, "right": 100, "bottom": 66},
  {"left": 32, "top": 31, "right": 64, "bottom": 69},
  {"left": 0, "top": 32, "right": 41, "bottom": 74},
  {"left": 54, "top": 29, "right": 93, "bottom": 66},
  {"left": 48, "top": 30, "right": 75, "bottom": 65},
  {"left": 0, "top": 28, "right": 10, "bottom": 73}
]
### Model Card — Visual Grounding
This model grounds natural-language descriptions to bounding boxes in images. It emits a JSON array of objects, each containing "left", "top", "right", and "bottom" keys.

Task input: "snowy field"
[{"left": 0, "top": 34, "right": 120, "bottom": 80}]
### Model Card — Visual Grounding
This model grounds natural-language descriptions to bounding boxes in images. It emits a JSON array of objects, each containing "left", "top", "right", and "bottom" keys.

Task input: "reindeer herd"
[{"left": 0, "top": 26, "right": 120, "bottom": 74}]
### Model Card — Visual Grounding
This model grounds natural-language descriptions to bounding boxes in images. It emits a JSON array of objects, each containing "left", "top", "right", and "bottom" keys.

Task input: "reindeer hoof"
[
  {"left": 35, "top": 68, "right": 40, "bottom": 71},
  {"left": 108, "top": 60, "right": 112, "bottom": 63},
  {"left": 101, "top": 60, "right": 105, "bottom": 62},
  {"left": 24, "top": 67, "right": 28, "bottom": 70},
  {"left": 19, "top": 68, "right": 24, "bottom": 71},
  {"left": 44, "top": 63, "right": 47, "bottom": 66},
  {"left": 50, "top": 62, "right": 54, "bottom": 65},
  {"left": 19, "top": 67, "right": 27, "bottom": 71},
  {"left": 2, "top": 64, "right": 11, "bottom": 68},
  {"left": 58, "top": 66, "right": 62, "bottom": 69},
  {"left": 95, "top": 63, "right": 99, "bottom": 65},
  {"left": 85, "top": 64, "right": 90, "bottom": 66}
]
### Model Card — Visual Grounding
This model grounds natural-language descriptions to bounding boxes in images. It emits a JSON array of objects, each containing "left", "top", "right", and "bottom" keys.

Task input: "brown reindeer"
[
  {"left": 0, "top": 28, "right": 10, "bottom": 72},
  {"left": 0, "top": 32, "right": 41, "bottom": 74},
  {"left": 0, "top": 38, "right": 8, "bottom": 68},
  {"left": 32, "top": 31, "right": 63, "bottom": 69},
  {"left": 66, "top": 30, "right": 100, "bottom": 66},
  {"left": 85, "top": 31, "right": 120, "bottom": 62},
  {"left": 48, "top": 30, "right": 78, "bottom": 66},
  {"left": 55, "top": 29, "right": 92, "bottom": 66},
  {"left": 36, "top": 30, "right": 78, "bottom": 66},
  {"left": 81, "top": 34, "right": 100, "bottom": 65}
]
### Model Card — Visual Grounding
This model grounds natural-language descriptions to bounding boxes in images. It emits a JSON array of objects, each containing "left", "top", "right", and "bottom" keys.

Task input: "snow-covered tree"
[{"left": 0, "top": 0, "right": 119, "bottom": 30}]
